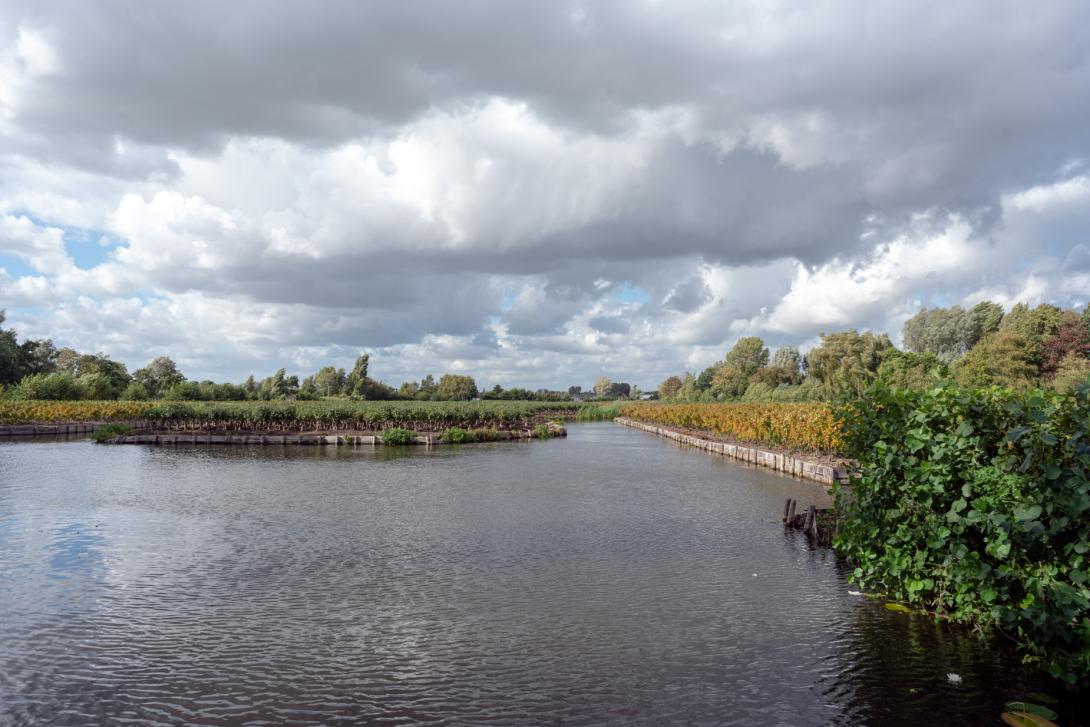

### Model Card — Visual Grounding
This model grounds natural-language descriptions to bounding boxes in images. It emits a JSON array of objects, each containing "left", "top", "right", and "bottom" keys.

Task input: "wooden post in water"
[
  {"left": 786, "top": 499, "right": 797, "bottom": 525},
  {"left": 783, "top": 498, "right": 793, "bottom": 523},
  {"left": 803, "top": 505, "right": 816, "bottom": 534}
]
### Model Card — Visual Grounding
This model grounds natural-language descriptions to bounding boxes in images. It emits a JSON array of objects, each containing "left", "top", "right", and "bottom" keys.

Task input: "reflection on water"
[{"left": 0, "top": 425, "right": 1084, "bottom": 726}]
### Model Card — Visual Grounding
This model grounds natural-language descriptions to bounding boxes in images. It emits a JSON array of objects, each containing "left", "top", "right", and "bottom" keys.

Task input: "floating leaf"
[
  {"left": 884, "top": 603, "right": 911, "bottom": 613},
  {"left": 1000, "top": 712, "right": 1059, "bottom": 727},
  {"left": 1024, "top": 692, "right": 1058, "bottom": 704},
  {"left": 1005, "top": 703, "right": 1058, "bottom": 720}
]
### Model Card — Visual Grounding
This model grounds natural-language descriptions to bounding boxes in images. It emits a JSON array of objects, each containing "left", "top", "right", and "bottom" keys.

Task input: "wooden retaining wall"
[
  {"left": 0, "top": 422, "right": 108, "bottom": 437},
  {"left": 614, "top": 417, "right": 848, "bottom": 485}
]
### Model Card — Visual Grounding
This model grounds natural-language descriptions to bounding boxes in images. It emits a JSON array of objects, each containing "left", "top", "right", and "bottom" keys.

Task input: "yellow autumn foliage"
[{"left": 619, "top": 402, "right": 844, "bottom": 452}]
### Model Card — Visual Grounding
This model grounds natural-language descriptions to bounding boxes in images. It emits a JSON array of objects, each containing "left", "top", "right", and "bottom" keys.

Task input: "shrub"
[
  {"left": 120, "top": 382, "right": 150, "bottom": 401},
  {"left": 91, "top": 423, "right": 133, "bottom": 443},
  {"left": 441, "top": 427, "right": 469, "bottom": 443},
  {"left": 834, "top": 382, "right": 1090, "bottom": 685},
  {"left": 380, "top": 427, "right": 415, "bottom": 445},
  {"left": 10, "top": 373, "right": 86, "bottom": 401},
  {"left": 532, "top": 424, "right": 554, "bottom": 439}
]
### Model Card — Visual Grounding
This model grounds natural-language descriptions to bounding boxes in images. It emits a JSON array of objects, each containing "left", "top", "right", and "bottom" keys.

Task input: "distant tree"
[
  {"left": 709, "top": 366, "right": 748, "bottom": 399},
  {"left": 658, "top": 375, "right": 683, "bottom": 399},
  {"left": 694, "top": 362, "right": 722, "bottom": 392},
  {"left": 134, "top": 356, "right": 186, "bottom": 398},
  {"left": 1081, "top": 303, "right": 1090, "bottom": 339},
  {"left": 876, "top": 351, "right": 947, "bottom": 390},
  {"left": 243, "top": 374, "right": 257, "bottom": 395},
  {"left": 902, "top": 306, "right": 979, "bottom": 363},
  {"left": 76, "top": 372, "right": 121, "bottom": 400},
  {"left": 398, "top": 381, "right": 421, "bottom": 399},
  {"left": 163, "top": 381, "right": 205, "bottom": 400},
  {"left": 1040, "top": 312, "right": 1090, "bottom": 378},
  {"left": 952, "top": 331, "right": 1038, "bottom": 389},
  {"left": 567, "top": 385, "right": 582, "bottom": 397},
  {"left": 0, "top": 310, "right": 18, "bottom": 385},
  {"left": 594, "top": 376, "right": 612, "bottom": 399},
  {"left": 675, "top": 372, "right": 699, "bottom": 401},
  {"left": 436, "top": 374, "right": 478, "bottom": 400},
  {"left": 608, "top": 382, "right": 631, "bottom": 398},
  {"left": 723, "top": 337, "right": 769, "bottom": 377},
  {"left": 807, "top": 330, "right": 894, "bottom": 394},
  {"left": 344, "top": 354, "right": 371, "bottom": 394},
  {"left": 258, "top": 368, "right": 300, "bottom": 399},
  {"left": 312, "top": 366, "right": 347, "bottom": 397},
  {"left": 748, "top": 364, "right": 803, "bottom": 388},
  {"left": 120, "top": 381, "right": 150, "bottom": 401},
  {"left": 1052, "top": 353, "right": 1090, "bottom": 394},
  {"left": 999, "top": 303, "right": 1064, "bottom": 358},
  {"left": 771, "top": 346, "right": 802, "bottom": 374},
  {"left": 17, "top": 338, "right": 58, "bottom": 378},
  {"left": 971, "top": 300, "right": 1005, "bottom": 339},
  {"left": 418, "top": 374, "right": 437, "bottom": 399}
]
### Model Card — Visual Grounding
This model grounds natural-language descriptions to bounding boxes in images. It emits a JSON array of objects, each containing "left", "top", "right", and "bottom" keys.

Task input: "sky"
[{"left": 2, "top": 1, "right": 1090, "bottom": 390}]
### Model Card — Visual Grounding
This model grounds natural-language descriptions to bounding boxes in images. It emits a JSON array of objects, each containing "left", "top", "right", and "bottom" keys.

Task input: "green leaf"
[
  {"left": 1014, "top": 504, "right": 1043, "bottom": 522},
  {"left": 1004, "top": 703, "right": 1058, "bottom": 720},
  {"left": 981, "top": 589, "right": 997, "bottom": 603},
  {"left": 884, "top": 603, "right": 911, "bottom": 613}
]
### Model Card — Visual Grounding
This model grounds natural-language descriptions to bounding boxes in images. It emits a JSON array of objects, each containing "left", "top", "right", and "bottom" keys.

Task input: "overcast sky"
[{"left": 2, "top": 1, "right": 1089, "bottom": 389}]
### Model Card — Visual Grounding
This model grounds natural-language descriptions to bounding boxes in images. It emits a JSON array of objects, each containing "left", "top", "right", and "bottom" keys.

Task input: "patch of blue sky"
[
  {"left": 0, "top": 253, "right": 36, "bottom": 277},
  {"left": 61, "top": 224, "right": 122, "bottom": 270},
  {"left": 615, "top": 283, "right": 650, "bottom": 305},
  {"left": 17, "top": 214, "right": 122, "bottom": 270}
]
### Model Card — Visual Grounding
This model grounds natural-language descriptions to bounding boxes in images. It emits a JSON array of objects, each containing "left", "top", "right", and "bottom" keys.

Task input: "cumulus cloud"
[{"left": 1, "top": 1, "right": 1089, "bottom": 387}]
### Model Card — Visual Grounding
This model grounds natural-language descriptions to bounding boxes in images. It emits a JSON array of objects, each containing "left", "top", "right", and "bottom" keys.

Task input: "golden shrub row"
[
  {"left": 0, "top": 400, "right": 156, "bottom": 422},
  {"left": 618, "top": 402, "right": 844, "bottom": 452}
]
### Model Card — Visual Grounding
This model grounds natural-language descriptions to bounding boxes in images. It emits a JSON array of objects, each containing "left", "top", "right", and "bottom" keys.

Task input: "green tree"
[
  {"left": 658, "top": 375, "right": 683, "bottom": 399},
  {"left": 1052, "top": 353, "right": 1090, "bottom": 394},
  {"left": 771, "top": 346, "right": 802, "bottom": 374},
  {"left": 399, "top": 380, "right": 421, "bottom": 398},
  {"left": 723, "top": 337, "right": 769, "bottom": 377},
  {"left": 436, "top": 374, "right": 478, "bottom": 400},
  {"left": 876, "top": 350, "right": 947, "bottom": 390},
  {"left": 902, "top": 306, "right": 979, "bottom": 363},
  {"left": 0, "top": 310, "right": 20, "bottom": 385},
  {"left": 807, "top": 330, "right": 893, "bottom": 395},
  {"left": 1081, "top": 303, "right": 1090, "bottom": 339},
  {"left": 594, "top": 376, "right": 612, "bottom": 399},
  {"left": 258, "top": 368, "right": 300, "bottom": 399},
  {"left": 709, "top": 365, "right": 748, "bottom": 399},
  {"left": 312, "top": 366, "right": 346, "bottom": 397},
  {"left": 951, "top": 331, "right": 1038, "bottom": 389},
  {"left": 120, "top": 381, "right": 150, "bottom": 400},
  {"left": 970, "top": 300, "right": 1005, "bottom": 338},
  {"left": 343, "top": 354, "right": 370, "bottom": 394},
  {"left": 133, "top": 356, "right": 186, "bottom": 398},
  {"left": 999, "top": 303, "right": 1064, "bottom": 358}
]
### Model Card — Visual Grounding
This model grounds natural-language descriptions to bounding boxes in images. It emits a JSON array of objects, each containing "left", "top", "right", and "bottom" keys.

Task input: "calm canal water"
[{"left": 0, "top": 424, "right": 1084, "bottom": 726}]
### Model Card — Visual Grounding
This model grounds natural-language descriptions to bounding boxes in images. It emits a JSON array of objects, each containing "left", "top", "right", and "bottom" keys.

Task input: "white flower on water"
[
  {"left": 946, "top": 673, "right": 962, "bottom": 684},
  {"left": 848, "top": 590, "right": 863, "bottom": 596}
]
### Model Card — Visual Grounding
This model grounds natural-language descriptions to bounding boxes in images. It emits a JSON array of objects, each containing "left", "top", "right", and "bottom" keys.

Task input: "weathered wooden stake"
[
  {"left": 787, "top": 499, "right": 797, "bottom": 524},
  {"left": 803, "top": 505, "right": 817, "bottom": 534}
]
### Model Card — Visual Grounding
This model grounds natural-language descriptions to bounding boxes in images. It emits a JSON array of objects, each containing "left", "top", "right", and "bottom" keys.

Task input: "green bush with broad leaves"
[{"left": 833, "top": 381, "right": 1090, "bottom": 685}]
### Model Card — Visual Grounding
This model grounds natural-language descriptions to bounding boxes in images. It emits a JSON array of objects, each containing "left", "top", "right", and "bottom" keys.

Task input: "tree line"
[
  {"left": 0, "top": 313, "right": 577, "bottom": 402},
  {"left": 657, "top": 301, "right": 1090, "bottom": 402}
]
